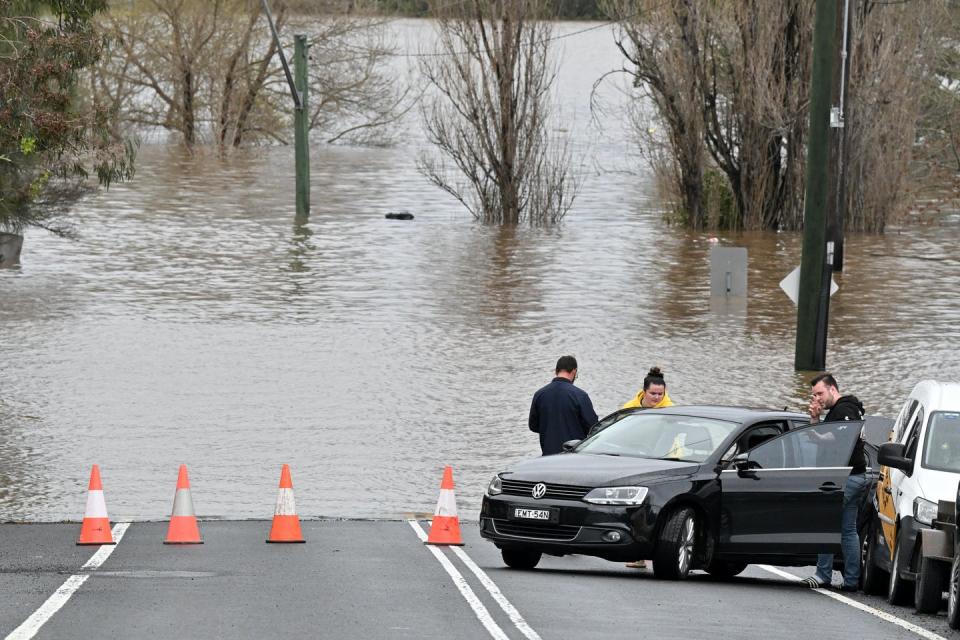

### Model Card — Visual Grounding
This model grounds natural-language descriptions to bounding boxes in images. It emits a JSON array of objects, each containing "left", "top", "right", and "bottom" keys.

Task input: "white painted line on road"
[
  {"left": 406, "top": 520, "right": 510, "bottom": 640},
  {"left": 449, "top": 546, "right": 543, "bottom": 640},
  {"left": 5, "top": 522, "right": 130, "bottom": 640},
  {"left": 81, "top": 522, "right": 130, "bottom": 569},
  {"left": 757, "top": 564, "right": 949, "bottom": 640}
]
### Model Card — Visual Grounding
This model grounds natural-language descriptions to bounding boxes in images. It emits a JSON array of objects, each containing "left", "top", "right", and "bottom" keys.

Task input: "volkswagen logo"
[{"left": 531, "top": 483, "right": 547, "bottom": 499}]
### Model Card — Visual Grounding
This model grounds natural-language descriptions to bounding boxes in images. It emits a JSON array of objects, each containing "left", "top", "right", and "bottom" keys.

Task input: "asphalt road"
[{"left": 0, "top": 520, "right": 955, "bottom": 640}]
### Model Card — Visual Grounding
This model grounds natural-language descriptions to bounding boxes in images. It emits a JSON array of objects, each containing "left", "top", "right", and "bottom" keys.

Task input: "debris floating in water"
[{"left": 385, "top": 212, "right": 415, "bottom": 220}]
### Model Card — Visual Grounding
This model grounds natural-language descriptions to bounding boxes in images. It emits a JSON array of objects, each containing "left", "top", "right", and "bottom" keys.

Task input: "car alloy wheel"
[
  {"left": 653, "top": 506, "right": 697, "bottom": 581},
  {"left": 947, "top": 556, "right": 960, "bottom": 629},
  {"left": 678, "top": 516, "right": 695, "bottom": 575},
  {"left": 860, "top": 521, "right": 888, "bottom": 595}
]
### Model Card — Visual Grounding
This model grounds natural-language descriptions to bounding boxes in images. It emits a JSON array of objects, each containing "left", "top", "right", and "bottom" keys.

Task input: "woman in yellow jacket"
[
  {"left": 622, "top": 366, "right": 674, "bottom": 410},
  {"left": 624, "top": 366, "right": 673, "bottom": 569}
]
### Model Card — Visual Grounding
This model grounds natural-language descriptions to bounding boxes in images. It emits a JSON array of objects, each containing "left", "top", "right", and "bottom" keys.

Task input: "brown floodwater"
[{"left": 1, "top": 22, "right": 958, "bottom": 521}]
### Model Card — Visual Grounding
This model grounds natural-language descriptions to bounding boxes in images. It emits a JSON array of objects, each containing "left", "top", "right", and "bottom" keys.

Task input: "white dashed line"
[
  {"left": 757, "top": 564, "right": 949, "bottom": 640},
  {"left": 5, "top": 522, "right": 130, "bottom": 640}
]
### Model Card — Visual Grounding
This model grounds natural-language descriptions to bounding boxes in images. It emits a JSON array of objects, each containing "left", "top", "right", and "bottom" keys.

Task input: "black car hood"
[{"left": 501, "top": 453, "right": 700, "bottom": 487}]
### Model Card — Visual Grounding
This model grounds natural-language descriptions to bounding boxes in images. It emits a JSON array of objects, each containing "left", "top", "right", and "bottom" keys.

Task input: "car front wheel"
[
  {"left": 861, "top": 522, "right": 888, "bottom": 595},
  {"left": 947, "top": 555, "right": 960, "bottom": 629},
  {"left": 501, "top": 549, "right": 541, "bottom": 570},
  {"left": 653, "top": 507, "right": 697, "bottom": 580},
  {"left": 888, "top": 535, "right": 913, "bottom": 606}
]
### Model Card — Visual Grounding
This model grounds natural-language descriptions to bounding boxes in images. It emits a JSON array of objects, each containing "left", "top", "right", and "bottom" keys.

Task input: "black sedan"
[{"left": 480, "top": 405, "right": 868, "bottom": 580}]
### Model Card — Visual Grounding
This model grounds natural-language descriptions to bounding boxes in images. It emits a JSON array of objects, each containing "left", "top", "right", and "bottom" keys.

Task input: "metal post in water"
[{"left": 294, "top": 34, "right": 310, "bottom": 221}]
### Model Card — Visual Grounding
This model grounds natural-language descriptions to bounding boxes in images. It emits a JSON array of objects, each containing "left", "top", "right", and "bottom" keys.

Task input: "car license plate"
[{"left": 513, "top": 508, "right": 551, "bottom": 520}]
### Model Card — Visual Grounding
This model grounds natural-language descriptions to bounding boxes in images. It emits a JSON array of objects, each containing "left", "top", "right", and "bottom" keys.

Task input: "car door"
[
  {"left": 718, "top": 420, "right": 863, "bottom": 556},
  {"left": 879, "top": 403, "right": 924, "bottom": 555}
]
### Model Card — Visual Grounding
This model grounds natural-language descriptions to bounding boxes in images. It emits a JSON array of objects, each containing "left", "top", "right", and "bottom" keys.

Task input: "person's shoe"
[
  {"left": 625, "top": 560, "right": 647, "bottom": 569},
  {"left": 801, "top": 577, "right": 826, "bottom": 589},
  {"left": 838, "top": 584, "right": 858, "bottom": 593}
]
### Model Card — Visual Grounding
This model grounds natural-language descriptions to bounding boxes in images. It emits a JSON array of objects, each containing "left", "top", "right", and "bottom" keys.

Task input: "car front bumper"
[{"left": 479, "top": 494, "right": 657, "bottom": 561}]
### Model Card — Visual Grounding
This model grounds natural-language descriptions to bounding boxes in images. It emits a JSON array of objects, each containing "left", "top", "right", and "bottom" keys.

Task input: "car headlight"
[
  {"left": 486, "top": 475, "right": 502, "bottom": 497},
  {"left": 583, "top": 486, "right": 648, "bottom": 505},
  {"left": 914, "top": 497, "right": 938, "bottom": 526}
]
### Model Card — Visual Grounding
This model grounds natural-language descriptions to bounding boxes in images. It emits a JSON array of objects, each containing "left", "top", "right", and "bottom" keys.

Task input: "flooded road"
[{"left": 1, "top": 22, "right": 958, "bottom": 522}]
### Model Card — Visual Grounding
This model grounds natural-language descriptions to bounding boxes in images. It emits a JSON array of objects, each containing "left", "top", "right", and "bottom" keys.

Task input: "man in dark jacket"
[
  {"left": 529, "top": 355, "right": 598, "bottom": 455},
  {"left": 802, "top": 373, "right": 867, "bottom": 591}
]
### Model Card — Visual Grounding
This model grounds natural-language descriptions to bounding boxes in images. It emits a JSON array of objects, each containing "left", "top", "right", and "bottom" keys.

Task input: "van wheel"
[
  {"left": 888, "top": 536, "right": 914, "bottom": 606},
  {"left": 501, "top": 549, "right": 541, "bottom": 570},
  {"left": 861, "top": 522, "right": 888, "bottom": 595},
  {"left": 653, "top": 507, "right": 697, "bottom": 580},
  {"left": 916, "top": 556, "right": 947, "bottom": 613},
  {"left": 947, "top": 556, "right": 960, "bottom": 629}
]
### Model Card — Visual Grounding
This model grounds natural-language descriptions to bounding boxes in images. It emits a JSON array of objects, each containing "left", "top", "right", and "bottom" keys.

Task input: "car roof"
[
  {"left": 909, "top": 380, "right": 960, "bottom": 412},
  {"left": 624, "top": 404, "right": 808, "bottom": 422}
]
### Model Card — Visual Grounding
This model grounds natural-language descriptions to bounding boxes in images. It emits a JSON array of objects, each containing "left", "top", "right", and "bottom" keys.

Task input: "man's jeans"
[{"left": 815, "top": 473, "right": 869, "bottom": 587}]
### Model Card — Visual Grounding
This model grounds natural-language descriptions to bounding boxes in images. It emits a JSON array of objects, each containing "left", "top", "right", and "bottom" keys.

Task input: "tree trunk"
[{"left": 0, "top": 233, "right": 24, "bottom": 268}]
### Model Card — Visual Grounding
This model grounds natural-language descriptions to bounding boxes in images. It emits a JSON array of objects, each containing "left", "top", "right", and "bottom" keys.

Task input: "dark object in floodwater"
[{"left": 385, "top": 212, "right": 415, "bottom": 220}]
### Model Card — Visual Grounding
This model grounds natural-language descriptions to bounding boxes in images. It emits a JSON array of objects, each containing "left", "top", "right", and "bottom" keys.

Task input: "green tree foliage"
[{"left": 0, "top": 0, "right": 134, "bottom": 235}]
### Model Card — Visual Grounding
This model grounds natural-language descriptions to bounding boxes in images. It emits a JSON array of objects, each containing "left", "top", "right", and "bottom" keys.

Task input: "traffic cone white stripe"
[
  {"left": 84, "top": 490, "right": 109, "bottom": 519},
  {"left": 171, "top": 489, "right": 196, "bottom": 516},
  {"left": 274, "top": 488, "right": 297, "bottom": 516},
  {"left": 435, "top": 489, "right": 457, "bottom": 517}
]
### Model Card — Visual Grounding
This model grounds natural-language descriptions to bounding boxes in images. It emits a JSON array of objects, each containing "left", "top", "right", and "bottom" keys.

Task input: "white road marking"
[
  {"left": 5, "top": 522, "right": 130, "bottom": 640},
  {"left": 449, "top": 545, "right": 543, "bottom": 640},
  {"left": 407, "top": 520, "right": 510, "bottom": 640},
  {"left": 757, "top": 564, "right": 949, "bottom": 640}
]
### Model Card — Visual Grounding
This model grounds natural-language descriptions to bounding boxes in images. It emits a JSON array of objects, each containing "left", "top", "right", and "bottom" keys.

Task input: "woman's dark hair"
[{"left": 643, "top": 366, "right": 666, "bottom": 390}]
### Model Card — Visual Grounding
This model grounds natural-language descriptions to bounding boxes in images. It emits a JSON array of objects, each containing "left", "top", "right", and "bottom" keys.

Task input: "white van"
[{"left": 862, "top": 380, "right": 960, "bottom": 612}]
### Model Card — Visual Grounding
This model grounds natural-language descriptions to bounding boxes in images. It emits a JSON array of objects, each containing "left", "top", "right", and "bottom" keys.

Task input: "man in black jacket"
[
  {"left": 802, "top": 373, "right": 867, "bottom": 591},
  {"left": 529, "top": 355, "right": 598, "bottom": 455}
]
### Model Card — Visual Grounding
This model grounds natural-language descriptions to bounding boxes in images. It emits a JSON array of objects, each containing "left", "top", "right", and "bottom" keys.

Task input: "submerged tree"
[
  {"left": 419, "top": 0, "right": 576, "bottom": 224},
  {"left": 0, "top": 0, "right": 134, "bottom": 239},
  {"left": 605, "top": 0, "right": 946, "bottom": 232},
  {"left": 97, "top": 0, "right": 411, "bottom": 148}
]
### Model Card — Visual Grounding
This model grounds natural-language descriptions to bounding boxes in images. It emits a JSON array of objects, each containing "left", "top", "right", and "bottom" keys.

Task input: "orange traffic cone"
[
  {"left": 77, "top": 465, "right": 115, "bottom": 545},
  {"left": 266, "top": 464, "right": 305, "bottom": 543},
  {"left": 425, "top": 465, "right": 464, "bottom": 546},
  {"left": 164, "top": 464, "right": 202, "bottom": 544}
]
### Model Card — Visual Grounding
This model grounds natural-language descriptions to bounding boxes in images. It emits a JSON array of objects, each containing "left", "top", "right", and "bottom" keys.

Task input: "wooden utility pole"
[
  {"left": 826, "top": 0, "right": 852, "bottom": 273},
  {"left": 294, "top": 34, "right": 310, "bottom": 221},
  {"left": 795, "top": 0, "right": 837, "bottom": 372}
]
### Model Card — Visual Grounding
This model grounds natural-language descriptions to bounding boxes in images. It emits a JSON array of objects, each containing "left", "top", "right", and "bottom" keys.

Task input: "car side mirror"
[
  {"left": 733, "top": 452, "right": 750, "bottom": 471},
  {"left": 878, "top": 442, "right": 912, "bottom": 473},
  {"left": 561, "top": 439, "right": 581, "bottom": 452}
]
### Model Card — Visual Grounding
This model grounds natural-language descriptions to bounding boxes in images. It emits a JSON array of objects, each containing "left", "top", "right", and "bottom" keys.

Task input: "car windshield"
[
  {"left": 922, "top": 411, "right": 960, "bottom": 473},
  {"left": 576, "top": 413, "right": 740, "bottom": 462}
]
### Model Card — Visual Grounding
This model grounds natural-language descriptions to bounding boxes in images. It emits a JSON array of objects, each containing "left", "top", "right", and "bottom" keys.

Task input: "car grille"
[
  {"left": 500, "top": 479, "right": 592, "bottom": 500},
  {"left": 492, "top": 520, "right": 581, "bottom": 541}
]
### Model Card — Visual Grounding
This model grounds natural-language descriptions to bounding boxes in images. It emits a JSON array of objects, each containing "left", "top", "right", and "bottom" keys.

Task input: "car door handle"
[{"left": 819, "top": 483, "right": 843, "bottom": 493}]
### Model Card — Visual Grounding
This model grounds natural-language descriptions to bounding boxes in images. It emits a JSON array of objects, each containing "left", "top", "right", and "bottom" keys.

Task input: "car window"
[
  {"left": 894, "top": 399, "right": 919, "bottom": 442},
  {"left": 922, "top": 412, "right": 960, "bottom": 472},
  {"left": 577, "top": 413, "right": 740, "bottom": 462},
  {"left": 721, "top": 424, "right": 784, "bottom": 464},
  {"left": 746, "top": 421, "right": 863, "bottom": 469},
  {"left": 904, "top": 406, "right": 924, "bottom": 460}
]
